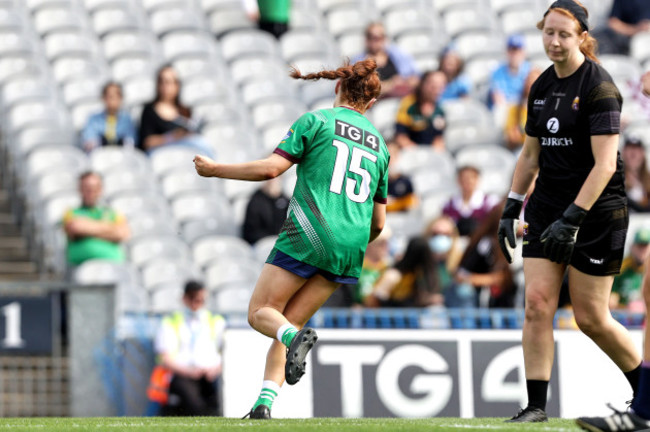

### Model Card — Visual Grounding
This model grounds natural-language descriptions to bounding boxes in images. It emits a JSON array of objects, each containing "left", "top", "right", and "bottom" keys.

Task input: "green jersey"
[
  {"left": 272, "top": 107, "right": 389, "bottom": 278},
  {"left": 64, "top": 206, "right": 126, "bottom": 265}
]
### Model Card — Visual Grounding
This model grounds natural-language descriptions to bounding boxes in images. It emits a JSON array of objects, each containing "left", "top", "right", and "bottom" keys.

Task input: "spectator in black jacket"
[{"left": 242, "top": 178, "right": 289, "bottom": 245}]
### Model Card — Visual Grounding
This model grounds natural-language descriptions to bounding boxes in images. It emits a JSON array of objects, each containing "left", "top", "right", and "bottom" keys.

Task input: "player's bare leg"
[
  {"left": 508, "top": 258, "right": 564, "bottom": 422},
  {"left": 569, "top": 268, "right": 641, "bottom": 386}
]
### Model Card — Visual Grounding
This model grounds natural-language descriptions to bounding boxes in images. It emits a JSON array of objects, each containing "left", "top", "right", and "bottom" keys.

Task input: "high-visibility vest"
[{"left": 147, "top": 311, "right": 225, "bottom": 404}]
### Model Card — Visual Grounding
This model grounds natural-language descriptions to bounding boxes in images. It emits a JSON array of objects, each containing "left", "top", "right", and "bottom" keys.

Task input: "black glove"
[
  {"left": 498, "top": 198, "right": 524, "bottom": 263},
  {"left": 540, "top": 203, "right": 588, "bottom": 264}
]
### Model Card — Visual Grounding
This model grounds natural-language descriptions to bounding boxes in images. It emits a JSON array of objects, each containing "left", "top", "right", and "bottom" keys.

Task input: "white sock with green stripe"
[
  {"left": 253, "top": 380, "right": 281, "bottom": 410},
  {"left": 277, "top": 323, "right": 298, "bottom": 348}
]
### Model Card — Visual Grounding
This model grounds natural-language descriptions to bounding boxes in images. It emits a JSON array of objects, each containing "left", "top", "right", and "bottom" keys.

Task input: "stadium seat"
[
  {"left": 102, "top": 30, "right": 160, "bottom": 63},
  {"left": 260, "top": 121, "right": 294, "bottom": 153},
  {"left": 455, "top": 144, "right": 516, "bottom": 173},
  {"left": 420, "top": 190, "right": 456, "bottom": 221},
  {"left": 172, "top": 56, "right": 225, "bottom": 82},
  {"left": 192, "top": 235, "right": 253, "bottom": 269},
  {"left": 395, "top": 30, "right": 448, "bottom": 62},
  {"left": 25, "top": 171, "right": 78, "bottom": 212},
  {"left": 127, "top": 211, "right": 178, "bottom": 240},
  {"left": 337, "top": 31, "right": 365, "bottom": 58},
  {"left": 6, "top": 100, "right": 72, "bottom": 137},
  {"left": 411, "top": 168, "right": 458, "bottom": 196},
  {"left": 180, "top": 74, "right": 234, "bottom": 107},
  {"left": 280, "top": 30, "right": 338, "bottom": 63},
  {"left": 222, "top": 178, "right": 259, "bottom": 201},
  {"left": 161, "top": 170, "right": 217, "bottom": 200},
  {"left": 440, "top": 98, "right": 492, "bottom": 127},
  {"left": 140, "top": 257, "right": 198, "bottom": 291},
  {"left": 149, "top": 283, "right": 184, "bottom": 313},
  {"left": 44, "top": 30, "right": 101, "bottom": 62},
  {"left": 1, "top": 74, "right": 54, "bottom": 109},
  {"left": 444, "top": 122, "right": 503, "bottom": 154},
  {"left": 83, "top": 0, "right": 140, "bottom": 13},
  {"left": 53, "top": 57, "right": 107, "bottom": 85},
  {"left": 453, "top": 31, "right": 504, "bottom": 62},
  {"left": 171, "top": 191, "right": 232, "bottom": 226},
  {"left": 429, "top": 0, "right": 483, "bottom": 15},
  {"left": 315, "top": 0, "right": 363, "bottom": 14},
  {"left": 180, "top": 217, "right": 239, "bottom": 244},
  {"left": 397, "top": 146, "right": 456, "bottom": 176},
  {"left": 149, "top": 146, "right": 199, "bottom": 178},
  {"left": 326, "top": 5, "right": 372, "bottom": 38},
  {"left": 62, "top": 76, "right": 105, "bottom": 108},
  {"left": 102, "top": 170, "right": 159, "bottom": 200},
  {"left": 150, "top": 7, "right": 207, "bottom": 37},
  {"left": 385, "top": 211, "right": 425, "bottom": 239},
  {"left": 0, "top": 8, "right": 26, "bottom": 32},
  {"left": 368, "top": 97, "right": 401, "bottom": 139},
  {"left": 241, "top": 78, "right": 296, "bottom": 107},
  {"left": 110, "top": 192, "right": 172, "bottom": 219},
  {"left": 490, "top": 0, "right": 538, "bottom": 15},
  {"left": 128, "top": 235, "right": 191, "bottom": 269},
  {"left": 500, "top": 8, "right": 539, "bottom": 35},
  {"left": 253, "top": 235, "right": 277, "bottom": 263},
  {"left": 229, "top": 56, "right": 288, "bottom": 86},
  {"left": 251, "top": 100, "right": 306, "bottom": 130},
  {"left": 463, "top": 56, "right": 502, "bottom": 91},
  {"left": 208, "top": 8, "right": 255, "bottom": 37},
  {"left": 212, "top": 285, "right": 254, "bottom": 312},
  {"left": 599, "top": 54, "right": 642, "bottom": 84},
  {"left": 121, "top": 75, "right": 157, "bottom": 109},
  {"left": 38, "top": 191, "right": 81, "bottom": 230},
  {"left": 290, "top": 7, "right": 324, "bottom": 32},
  {"left": 161, "top": 31, "right": 219, "bottom": 62},
  {"left": 140, "top": 0, "right": 187, "bottom": 13},
  {"left": 204, "top": 258, "right": 261, "bottom": 290},
  {"left": 443, "top": 7, "right": 495, "bottom": 38},
  {"left": 111, "top": 55, "right": 158, "bottom": 82},
  {"left": 631, "top": 32, "right": 650, "bottom": 65},
  {"left": 0, "top": 55, "right": 46, "bottom": 86},
  {"left": 25, "top": 145, "right": 88, "bottom": 182},
  {"left": 91, "top": 7, "right": 146, "bottom": 38},
  {"left": 7, "top": 126, "right": 74, "bottom": 163},
  {"left": 33, "top": 6, "right": 89, "bottom": 37},
  {"left": 89, "top": 147, "right": 150, "bottom": 175},
  {"left": 200, "top": 0, "right": 242, "bottom": 15},
  {"left": 0, "top": 30, "right": 40, "bottom": 58},
  {"left": 374, "top": 0, "right": 422, "bottom": 15},
  {"left": 299, "top": 78, "right": 336, "bottom": 108},
  {"left": 384, "top": 7, "right": 437, "bottom": 38}
]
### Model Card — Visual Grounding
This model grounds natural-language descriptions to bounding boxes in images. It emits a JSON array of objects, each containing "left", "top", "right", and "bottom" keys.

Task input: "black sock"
[
  {"left": 624, "top": 363, "right": 642, "bottom": 396},
  {"left": 526, "top": 380, "right": 549, "bottom": 411}
]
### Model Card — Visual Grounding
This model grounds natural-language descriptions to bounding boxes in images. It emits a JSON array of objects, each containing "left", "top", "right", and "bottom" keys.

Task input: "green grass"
[{"left": 0, "top": 417, "right": 585, "bottom": 432}]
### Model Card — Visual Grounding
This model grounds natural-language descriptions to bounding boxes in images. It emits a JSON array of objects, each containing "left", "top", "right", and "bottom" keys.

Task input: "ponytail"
[{"left": 290, "top": 59, "right": 381, "bottom": 110}]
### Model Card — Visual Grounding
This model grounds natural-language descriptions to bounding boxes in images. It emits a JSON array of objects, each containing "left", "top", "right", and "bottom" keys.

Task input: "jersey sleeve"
[
  {"left": 524, "top": 78, "right": 541, "bottom": 137},
  {"left": 374, "top": 155, "right": 389, "bottom": 204},
  {"left": 274, "top": 112, "right": 321, "bottom": 163},
  {"left": 584, "top": 80, "right": 622, "bottom": 135}
]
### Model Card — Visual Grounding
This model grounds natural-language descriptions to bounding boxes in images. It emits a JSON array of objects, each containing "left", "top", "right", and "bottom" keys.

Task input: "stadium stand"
[{"left": 0, "top": 0, "right": 646, "bottom": 322}]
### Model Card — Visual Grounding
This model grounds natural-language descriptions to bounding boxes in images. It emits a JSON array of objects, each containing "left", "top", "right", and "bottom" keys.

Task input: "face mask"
[
  {"left": 184, "top": 306, "right": 199, "bottom": 318},
  {"left": 429, "top": 235, "right": 452, "bottom": 254}
]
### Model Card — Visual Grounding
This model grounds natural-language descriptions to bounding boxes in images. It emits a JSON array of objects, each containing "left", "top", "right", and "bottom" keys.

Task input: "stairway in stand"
[{"left": 0, "top": 179, "right": 38, "bottom": 281}]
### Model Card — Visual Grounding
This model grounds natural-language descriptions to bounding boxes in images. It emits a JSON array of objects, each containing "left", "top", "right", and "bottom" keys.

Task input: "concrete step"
[{"left": 0, "top": 261, "right": 37, "bottom": 275}]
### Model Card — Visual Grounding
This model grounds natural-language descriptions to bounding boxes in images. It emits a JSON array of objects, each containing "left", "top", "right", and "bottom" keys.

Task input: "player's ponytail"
[{"left": 290, "top": 59, "right": 381, "bottom": 111}]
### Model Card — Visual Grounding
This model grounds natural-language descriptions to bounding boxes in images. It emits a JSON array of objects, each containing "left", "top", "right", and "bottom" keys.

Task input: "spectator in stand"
[
  {"left": 423, "top": 215, "right": 472, "bottom": 307},
  {"left": 353, "top": 225, "right": 393, "bottom": 306},
  {"left": 394, "top": 70, "right": 447, "bottom": 150},
  {"left": 80, "top": 82, "right": 137, "bottom": 153},
  {"left": 365, "top": 236, "right": 444, "bottom": 307},
  {"left": 243, "top": 0, "right": 291, "bottom": 39},
  {"left": 595, "top": 0, "right": 650, "bottom": 55},
  {"left": 386, "top": 141, "right": 418, "bottom": 212},
  {"left": 504, "top": 68, "right": 542, "bottom": 152},
  {"left": 442, "top": 165, "right": 501, "bottom": 236},
  {"left": 611, "top": 228, "right": 650, "bottom": 310},
  {"left": 352, "top": 22, "right": 419, "bottom": 99},
  {"left": 622, "top": 137, "right": 650, "bottom": 212},
  {"left": 138, "top": 65, "right": 213, "bottom": 157},
  {"left": 242, "top": 177, "right": 290, "bottom": 245},
  {"left": 488, "top": 34, "right": 531, "bottom": 126},
  {"left": 438, "top": 45, "right": 472, "bottom": 103},
  {"left": 153, "top": 281, "right": 225, "bottom": 416},
  {"left": 456, "top": 199, "right": 517, "bottom": 308},
  {"left": 63, "top": 171, "right": 130, "bottom": 276}
]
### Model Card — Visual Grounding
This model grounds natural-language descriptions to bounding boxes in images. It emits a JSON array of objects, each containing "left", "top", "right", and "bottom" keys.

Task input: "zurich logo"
[{"left": 546, "top": 117, "right": 559, "bottom": 134}]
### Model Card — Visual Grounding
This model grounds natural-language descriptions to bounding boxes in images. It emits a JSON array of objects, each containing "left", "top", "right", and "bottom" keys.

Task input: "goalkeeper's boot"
[
  {"left": 285, "top": 327, "right": 318, "bottom": 385},
  {"left": 505, "top": 406, "right": 548, "bottom": 423},
  {"left": 576, "top": 405, "right": 650, "bottom": 432},
  {"left": 242, "top": 405, "right": 271, "bottom": 420}
]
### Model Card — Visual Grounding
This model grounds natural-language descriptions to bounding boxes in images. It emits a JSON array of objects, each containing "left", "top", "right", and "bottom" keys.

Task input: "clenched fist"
[{"left": 194, "top": 154, "right": 217, "bottom": 177}]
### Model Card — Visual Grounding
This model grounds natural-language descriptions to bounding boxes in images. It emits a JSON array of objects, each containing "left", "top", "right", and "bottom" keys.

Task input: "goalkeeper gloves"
[
  {"left": 540, "top": 203, "right": 588, "bottom": 264},
  {"left": 497, "top": 197, "right": 524, "bottom": 264}
]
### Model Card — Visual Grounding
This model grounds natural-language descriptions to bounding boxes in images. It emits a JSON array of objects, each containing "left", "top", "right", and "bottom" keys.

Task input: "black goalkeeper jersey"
[{"left": 525, "top": 59, "right": 626, "bottom": 212}]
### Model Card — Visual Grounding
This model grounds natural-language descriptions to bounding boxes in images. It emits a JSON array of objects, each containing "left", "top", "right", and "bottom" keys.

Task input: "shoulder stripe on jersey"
[
  {"left": 373, "top": 196, "right": 387, "bottom": 204},
  {"left": 274, "top": 148, "right": 301, "bottom": 163}
]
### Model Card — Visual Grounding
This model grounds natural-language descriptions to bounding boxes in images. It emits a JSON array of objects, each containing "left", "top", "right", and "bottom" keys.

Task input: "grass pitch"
[{"left": 0, "top": 417, "right": 585, "bottom": 431}]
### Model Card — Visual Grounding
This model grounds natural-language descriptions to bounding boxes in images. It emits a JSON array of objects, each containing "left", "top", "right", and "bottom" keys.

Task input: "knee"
[
  {"left": 247, "top": 306, "right": 259, "bottom": 329},
  {"left": 573, "top": 310, "right": 607, "bottom": 337},
  {"left": 524, "top": 288, "right": 556, "bottom": 323}
]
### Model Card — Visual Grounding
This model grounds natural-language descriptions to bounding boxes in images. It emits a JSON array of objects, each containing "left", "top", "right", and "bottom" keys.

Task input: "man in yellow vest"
[{"left": 153, "top": 281, "right": 226, "bottom": 416}]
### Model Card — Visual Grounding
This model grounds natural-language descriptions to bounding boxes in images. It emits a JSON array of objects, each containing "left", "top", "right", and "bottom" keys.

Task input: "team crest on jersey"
[
  {"left": 546, "top": 117, "right": 559, "bottom": 133},
  {"left": 572, "top": 96, "right": 580, "bottom": 111},
  {"left": 523, "top": 222, "right": 528, "bottom": 236},
  {"left": 282, "top": 129, "right": 294, "bottom": 141}
]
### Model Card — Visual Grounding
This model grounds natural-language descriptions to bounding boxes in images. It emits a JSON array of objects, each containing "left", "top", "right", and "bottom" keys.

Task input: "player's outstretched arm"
[{"left": 194, "top": 153, "right": 293, "bottom": 181}]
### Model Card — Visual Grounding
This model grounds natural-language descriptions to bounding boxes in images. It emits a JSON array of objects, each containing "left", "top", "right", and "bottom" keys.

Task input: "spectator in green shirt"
[
  {"left": 63, "top": 171, "right": 130, "bottom": 274},
  {"left": 611, "top": 227, "right": 650, "bottom": 310}
]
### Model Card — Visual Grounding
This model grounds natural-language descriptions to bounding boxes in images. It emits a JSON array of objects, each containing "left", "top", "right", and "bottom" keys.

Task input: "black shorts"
[{"left": 522, "top": 200, "right": 628, "bottom": 276}]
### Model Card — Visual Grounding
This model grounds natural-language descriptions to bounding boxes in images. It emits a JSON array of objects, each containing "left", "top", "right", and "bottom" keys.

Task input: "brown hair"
[
  {"left": 537, "top": 0, "right": 599, "bottom": 63},
  {"left": 290, "top": 59, "right": 381, "bottom": 111},
  {"left": 154, "top": 64, "right": 191, "bottom": 118}
]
